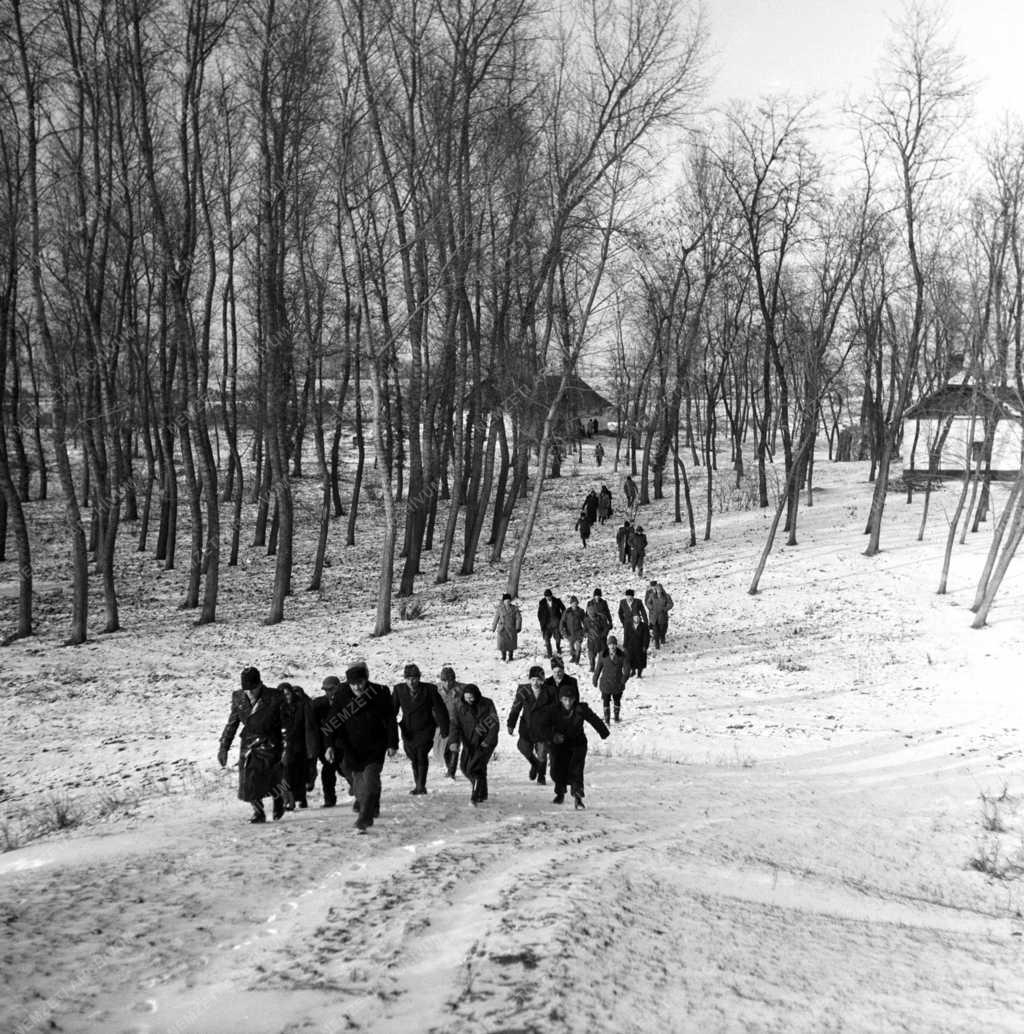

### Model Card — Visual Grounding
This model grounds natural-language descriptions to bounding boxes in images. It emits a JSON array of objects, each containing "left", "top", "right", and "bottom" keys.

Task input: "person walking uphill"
[
  {"left": 628, "top": 524, "right": 648, "bottom": 577},
  {"left": 307, "top": 675, "right": 350, "bottom": 807},
  {"left": 508, "top": 665, "right": 548, "bottom": 784},
  {"left": 584, "top": 593, "right": 612, "bottom": 673},
  {"left": 645, "top": 581, "right": 674, "bottom": 650},
  {"left": 623, "top": 474, "right": 638, "bottom": 510},
  {"left": 324, "top": 662, "right": 398, "bottom": 832},
  {"left": 218, "top": 667, "right": 287, "bottom": 824},
  {"left": 537, "top": 588, "right": 566, "bottom": 658},
  {"left": 452, "top": 684, "right": 500, "bottom": 804},
  {"left": 597, "top": 484, "right": 612, "bottom": 524},
  {"left": 618, "top": 589, "right": 651, "bottom": 678},
  {"left": 435, "top": 666, "right": 463, "bottom": 778},
  {"left": 560, "top": 595, "right": 586, "bottom": 665},
  {"left": 548, "top": 682, "right": 610, "bottom": 809},
  {"left": 393, "top": 664, "right": 450, "bottom": 796},
  {"left": 593, "top": 634, "right": 629, "bottom": 723},
  {"left": 279, "top": 682, "right": 315, "bottom": 810},
  {"left": 616, "top": 520, "right": 632, "bottom": 565},
  {"left": 493, "top": 593, "right": 523, "bottom": 662}
]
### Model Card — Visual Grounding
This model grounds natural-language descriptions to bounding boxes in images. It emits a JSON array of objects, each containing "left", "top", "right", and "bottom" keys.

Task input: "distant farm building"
[{"left": 902, "top": 382, "right": 1023, "bottom": 483}]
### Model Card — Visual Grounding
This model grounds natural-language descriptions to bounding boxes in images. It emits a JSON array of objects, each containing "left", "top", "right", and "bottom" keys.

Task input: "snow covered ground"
[{"left": 2, "top": 452, "right": 1024, "bottom": 1033}]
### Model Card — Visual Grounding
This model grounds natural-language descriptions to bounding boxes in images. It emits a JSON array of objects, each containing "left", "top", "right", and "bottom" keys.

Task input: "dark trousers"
[
  {"left": 443, "top": 740, "right": 459, "bottom": 777},
  {"left": 565, "top": 634, "right": 583, "bottom": 664},
  {"left": 587, "top": 636, "right": 608, "bottom": 672},
  {"left": 550, "top": 740, "right": 588, "bottom": 798},
  {"left": 651, "top": 615, "right": 668, "bottom": 648},
  {"left": 630, "top": 551, "right": 645, "bottom": 576},
  {"left": 601, "top": 692, "right": 623, "bottom": 720},
  {"left": 542, "top": 629, "right": 562, "bottom": 657},
  {"left": 352, "top": 759, "right": 384, "bottom": 823},
  {"left": 404, "top": 741, "right": 432, "bottom": 789},
  {"left": 318, "top": 753, "right": 349, "bottom": 805},
  {"left": 283, "top": 755, "right": 308, "bottom": 808},
  {"left": 515, "top": 734, "right": 547, "bottom": 779},
  {"left": 251, "top": 788, "right": 285, "bottom": 820},
  {"left": 460, "top": 745, "right": 494, "bottom": 801}
]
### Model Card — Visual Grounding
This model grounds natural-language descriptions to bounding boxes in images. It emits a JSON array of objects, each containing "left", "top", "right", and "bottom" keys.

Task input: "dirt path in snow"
[{"left": 4, "top": 730, "right": 1024, "bottom": 1034}]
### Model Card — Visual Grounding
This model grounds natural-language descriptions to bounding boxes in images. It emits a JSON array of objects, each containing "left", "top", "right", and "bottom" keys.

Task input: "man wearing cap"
[
  {"left": 592, "top": 634, "right": 630, "bottom": 723},
  {"left": 644, "top": 580, "right": 674, "bottom": 650},
  {"left": 218, "top": 666, "right": 287, "bottom": 824},
  {"left": 530, "top": 657, "right": 580, "bottom": 771},
  {"left": 507, "top": 665, "right": 548, "bottom": 784},
  {"left": 628, "top": 523, "right": 648, "bottom": 577},
  {"left": 435, "top": 666, "right": 463, "bottom": 778},
  {"left": 324, "top": 662, "right": 399, "bottom": 832},
  {"left": 493, "top": 592, "right": 522, "bottom": 662},
  {"left": 559, "top": 595, "right": 586, "bottom": 665},
  {"left": 393, "top": 663, "right": 450, "bottom": 795},
  {"left": 451, "top": 684, "right": 500, "bottom": 804},
  {"left": 618, "top": 589, "right": 651, "bottom": 678},
  {"left": 536, "top": 588, "right": 566, "bottom": 658},
  {"left": 584, "top": 591, "right": 612, "bottom": 673},
  {"left": 307, "top": 675, "right": 350, "bottom": 807},
  {"left": 548, "top": 681, "right": 610, "bottom": 809}
]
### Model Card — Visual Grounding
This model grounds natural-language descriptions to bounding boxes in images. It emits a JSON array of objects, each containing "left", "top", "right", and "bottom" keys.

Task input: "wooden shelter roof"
[{"left": 903, "top": 383, "right": 1023, "bottom": 421}]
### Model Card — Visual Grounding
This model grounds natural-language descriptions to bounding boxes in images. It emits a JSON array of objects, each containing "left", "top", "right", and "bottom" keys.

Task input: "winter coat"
[
  {"left": 452, "top": 685, "right": 500, "bottom": 752},
  {"left": 306, "top": 687, "right": 341, "bottom": 760},
  {"left": 628, "top": 527, "right": 647, "bottom": 558},
  {"left": 597, "top": 487, "right": 612, "bottom": 520},
  {"left": 616, "top": 523, "right": 632, "bottom": 559},
  {"left": 623, "top": 622, "right": 651, "bottom": 672},
  {"left": 593, "top": 646, "right": 630, "bottom": 697},
  {"left": 325, "top": 681, "right": 398, "bottom": 772},
  {"left": 436, "top": 682, "right": 462, "bottom": 747},
  {"left": 537, "top": 595, "right": 566, "bottom": 632},
  {"left": 549, "top": 700, "right": 610, "bottom": 748},
  {"left": 560, "top": 605, "right": 586, "bottom": 641},
  {"left": 220, "top": 684, "right": 285, "bottom": 802},
  {"left": 531, "top": 672, "right": 580, "bottom": 742},
  {"left": 587, "top": 596, "right": 613, "bottom": 629},
  {"left": 281, "top": 686, "right": 314, "bottom": 767},
  {"left": 645, "top": 587, "right": 674, "bottom": 624},
  {"left": 582, "top": 492, "right": 599, "bottom": 524},
  {"left": 618, "top": 596, "right": 649, "bottom": 631},
  {"left": 493, "top": 601, "right": 522, "bottom": 652},
  {"left": 623, "top": 477, "right": 637, "bottom": 506},
  {"left": 393, "top": 681, "right": 450, "bottom": 750},
  {"left": 507, "top": 682, "right": 541, "bottom": 739}
]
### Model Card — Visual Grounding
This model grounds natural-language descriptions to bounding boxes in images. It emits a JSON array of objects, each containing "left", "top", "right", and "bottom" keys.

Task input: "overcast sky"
[{"left": 706, "top": 0, "right": 1022, "bottom": 141}]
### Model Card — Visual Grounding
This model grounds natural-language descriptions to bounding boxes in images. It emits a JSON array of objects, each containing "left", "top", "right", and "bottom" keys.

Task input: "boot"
[
  {"left": 552, "top": 793, "right": 565, "bottom": 804},
  {"left": 603, "top": 702, "right": 611, "bottom": 723},
  {"left": 573, "top": 794, "right": 585, "bottom": 810}
]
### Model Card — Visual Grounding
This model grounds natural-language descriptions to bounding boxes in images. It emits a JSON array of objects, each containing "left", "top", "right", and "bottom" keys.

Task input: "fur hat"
[
  {"left": 241, "top": 667, "right": 261, "bottom": 691},
  {"left": 544, "top": 588, "right": 553, "bottom": 598},
  {"left": 625, "top": 589, "right": 634, "bottom": 597},
  {"left": 345, "top": 662, "right": 370, "bottom": 684},
  {"left": 593, "top": 588, "right": 602, "bottom": 597},
  {"left": 403, "top": 663, "right": 421, "bottom": 679},
  {"left": 528, "top": 665, "right": 545, "bottom": 679},
  {"left": 322, "top": 675, "right": 341, "bottom": 691},
  {"left": 558, "top": 683, "right": 580, "bottom": 701},
  {"left": 439, "top": 666, "right": 456, "bottom": 682}
]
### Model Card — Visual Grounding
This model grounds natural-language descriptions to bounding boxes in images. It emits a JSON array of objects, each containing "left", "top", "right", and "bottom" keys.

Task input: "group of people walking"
[{"left": 575, "top": 484, "right": 614, "bottom": 546}]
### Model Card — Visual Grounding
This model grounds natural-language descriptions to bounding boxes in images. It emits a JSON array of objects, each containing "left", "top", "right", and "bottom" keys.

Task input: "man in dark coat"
[
  {"left": 645, "top": 581, "right": 674, "bottom": 650},
  {"left": 306, "top": 675, "right": 350, "bottom": 807},
  {"left": 324, "top": 662, "right": 399, "bottom": 832},
  {"left": 575, "top": 514, "right": 592, "bottom": 548},
  {"left": 435, "top": 666, "right": 463, "bottom": 778},
  {"left": 530, "top": 656, "right": 579, "bottom": 770},
  {"left": 537, "top": 588, "right": 566, "bottom": 658},
  {"left": 451, "top": 683, "right": 500, "bottom": 804},
  {"left": 584, "top": 595, "right": 612, "bottom": 673},
  {"left": 623, "top": 475, "right": 638, "bottom": 509},
  {"left": 592, "top": 635, "right": 629, "bottom": 723},
  {"left": 393, "top": 663, "right": 450, "bottom": 795},
  {"left": 628, "top": 524, "right": 648, "bottom": 577},
  {"left": 618, "top": 590, "right": 651, "bottom": 678},
  {"left": 548, "top": 682, "right": 610, "bottom": 808},
  {"left": 582, "top": 489, "right": 599, "bottom": 525},
  {"left": 218, "top": 666, "right": 286, "bottom": 824},
  {"left": 559, "top": 595, "right": 586, "bottom": 665},
  {"left": 597, "top": 484, "right": 612, "bottom": 523},
  {"left": 507, "top": 665, "right": 548, "bottom": 784},
  {"left": 616, "top": 520, "right": 632, "bottom": 565},
  {"left": 279, "top": 683, "right": 315, "bottom": 810},
  {"left": 594, "top": 441, "right": 604, "bottom": 467}
]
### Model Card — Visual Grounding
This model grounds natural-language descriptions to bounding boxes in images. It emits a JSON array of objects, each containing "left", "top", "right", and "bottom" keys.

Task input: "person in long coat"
[
  {"left": 279, "top": 682, "right": 314, "bottom": 810},
  {"left": 592, "top": 635, "right": 630, "bottom": 723},
  {"left": 628, "top": 524, "right": 648, "bottom": 577},
  {"left": 616, "top": 520, "right": 632, "bottom": 565},
  {"left": 597, "top": 484, "right": 612, "bottom": 523},
  {"left": 218, "top": 666, "right": 286, "bottom": 823},
  {"left": 623, "top": 475, "right": 638, "bottom": 509},
  {"left": 435, "top": 666, "right": 463, "bottom": 778},
  {"left": 530, "top": 657, "right": 580, "bottom": 772},
  {"left": 582, "top": 489, "right": 599, "bottom": 525},
  {"left": 619, "top": 589, "right": 651, "bottom": 677},
  {"left": 393, "top": 663, "right": 450, "bottom": 795},
  {"left": 324, "top": 662, "right": 399, "bottom": 832},
  {"left": 452, "top": 683, "right": 500, "bottom": 804},
  {"left": 537, "top": 588, "right": 566, "bottom": 658},
  {"left": 575, "top": 514, "right": 593, "bottom": 548},
  {"left": 559, "top": 595, "right": 586, "bottom": 665},
  {"left": 507, "top": 665, "right": 548, "bottom": 784},
  {"left": 584, "top": 597, "right": 611, "bottom": 673},
  {"left": 594, "top": 441, "right": 605, "bottom": 467},
  {"left": 493, "top": 593, "right": 522, "bottom": 662},
  {"left": 548, "top": 682, "right": 610, "bottom": 808},
  {"left": 645, "top": 581, "right": 674, "bottom": 650}
]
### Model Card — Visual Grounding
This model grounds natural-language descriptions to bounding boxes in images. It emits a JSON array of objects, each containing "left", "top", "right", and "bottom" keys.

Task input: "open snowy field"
[{"left": 2, "top": 452, "right": 1024, "bottom": 1033}]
